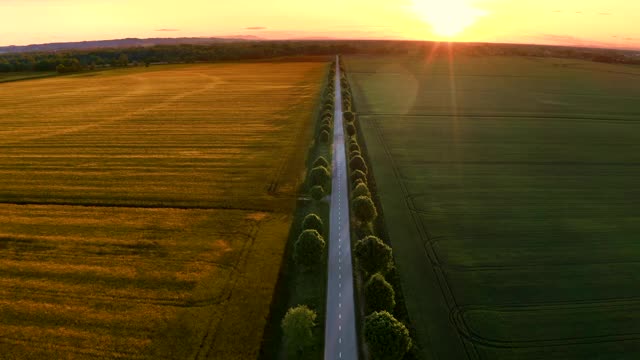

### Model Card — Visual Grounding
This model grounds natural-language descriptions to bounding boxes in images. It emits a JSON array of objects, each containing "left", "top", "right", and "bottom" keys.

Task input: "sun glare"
[{"left": 411, "top": 0, "right": 487, "bottom": 37}]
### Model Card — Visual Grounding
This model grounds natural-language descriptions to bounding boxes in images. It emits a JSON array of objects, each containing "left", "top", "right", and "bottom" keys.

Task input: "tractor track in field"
[
  {"left": 0, "top": 221, "right": 261, "bottom": 310},
  {"left": 0, "top": 74, "right": 223, "bottom": 146},
  {"left": 0, "top": 200, "right": 276, "bottom": 213},
  {"left": 0, "top": 336, "right": 150, "bottom": 360},
  {"left": 449, "top": 301, "right": 640, "bottom": 350},
  {"left": 369, "top": 114, "right": 640, "bottom": 358},
  {"left": 358, "top": 113, "right": 640, "bottom": 123},
  {"left": 193, "top": 219, "right": 262, "bottom": 360}
]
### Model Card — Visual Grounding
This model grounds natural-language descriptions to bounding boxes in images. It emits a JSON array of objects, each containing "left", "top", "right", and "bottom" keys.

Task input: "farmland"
[
  {"left": 0, "top": 62, "right": 326, "bottom": 358},
  {"left": 0, "top": 72, "right": 56, "bottom": 83},
  {"left": 345, "top": 54, "right": 640, "bottom": 359}
]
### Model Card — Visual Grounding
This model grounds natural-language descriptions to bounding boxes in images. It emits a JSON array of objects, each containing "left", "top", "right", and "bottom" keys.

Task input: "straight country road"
[{"left": 324, "top": 56, "right": 358, "bottom": 360}]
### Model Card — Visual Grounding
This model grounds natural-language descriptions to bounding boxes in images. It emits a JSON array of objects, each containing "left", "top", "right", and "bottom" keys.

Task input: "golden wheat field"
[{"left": 0, "top": 62, "right": 326, "bottom": 359}]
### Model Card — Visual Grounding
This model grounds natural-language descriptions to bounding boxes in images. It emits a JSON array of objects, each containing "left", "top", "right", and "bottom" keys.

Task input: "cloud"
[
  {"left": 155, "top": 28, "right": 179, "bottom": 32},
  {"left": 245, "top": 26, "right": 267, "bottom": 30}
]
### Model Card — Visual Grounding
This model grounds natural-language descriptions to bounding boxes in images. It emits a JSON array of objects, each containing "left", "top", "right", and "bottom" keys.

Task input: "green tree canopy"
[
  {"left": 346, "top": 123, "right": 357, "bottom": 137},
  {"left": 310, "top": 165, "right": 331, "bottom": 187},
  {"left": 365, "top": 274, "right": 396, "bottom": 314},
  {"left": 294, "top": 230, "right": 326, "bottom": 269},
  {"left": 343, "top": 111, "right": 356, "bottom": 123},
  {"left": 351, "top": 170, "right": 367, "bottom": 185},
  {"left": 319, "top": 130, "right": 331, "bottom": 144},
  {"left": 302, "top": 213, "right": 324, "bottom": 235},
  {"left": 352, "top": 183, "right": 371, "bottom": 199},
  {"left": 282, "top": 305, "right": 317, "bottom": 356},
  {"left": 310, "top": 185, "right": 325, "bottom": 202},
  {"left": 352, "top": 195, "right": 377, "bottom": 224},
  {"left": 364, "top": 311, "right": 412, "bottom": 360},
  {"left": 313, "top": 156, "right": 330, "bottom": 169},
  {"left": 350, "top": 155, "right": 368, "bottom": 174},
  {"left": 355, "top": 235, "right": 392, "bottom": 276}
]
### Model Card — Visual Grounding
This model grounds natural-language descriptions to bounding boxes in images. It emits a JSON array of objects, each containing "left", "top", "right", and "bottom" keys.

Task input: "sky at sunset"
[{"left": 1, "top": 0, "right": 639, "bottom": 50}]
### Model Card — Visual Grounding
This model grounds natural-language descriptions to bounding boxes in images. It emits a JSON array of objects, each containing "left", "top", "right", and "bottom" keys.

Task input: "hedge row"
[
  {"left": 281, "top": 60, "right": 337, "bottom": 357},
  {"left": 340, "top": 58, "right": 413, "bottom": 360}
]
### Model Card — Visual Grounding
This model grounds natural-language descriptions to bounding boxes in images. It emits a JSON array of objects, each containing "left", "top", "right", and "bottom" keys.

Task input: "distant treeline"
[{"left": 0, "top": 40, "right": 638, "bottom": 73}]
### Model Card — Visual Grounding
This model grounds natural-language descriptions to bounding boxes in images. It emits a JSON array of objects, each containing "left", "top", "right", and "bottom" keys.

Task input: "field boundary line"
[
  {"left": 358, "top": 113, "right": 640, "bottom": 122},
  {"left": 0, "top": 200, "right": 275, "bottom": 213}
]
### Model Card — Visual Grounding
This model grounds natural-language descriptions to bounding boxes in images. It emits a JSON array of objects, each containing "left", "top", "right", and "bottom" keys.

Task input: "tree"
[
  {"left": 294, "top": 230, "right": 326, "bottom": 269},
  {"left": 319, "top": 130, "right": 331, "bottom": 144},
  {"left": 56, "top": 64, "right": 66, "bottom": 74},
  {"left": 355, "top": 235, "right": 392, "bottom": 275},
  {"left": 351, "top": 170, "right": 367, "bottom": 185},
  {"left": 310, "top": 166, "right": 331, "bottom": 188},
  {"left": 364, "top": 311, "right": 411, "bottom": 360},
  {"left": 313, "top": 156, "right": 330, "bottom": 168},
  {"left": 365, "top": 274, "right": 396, "bottom": 314},
  {"left": 353, "top": 178, "right": 365, "bottom": 189},
  {"left": 346, "top": 123, "right": 357, "bottom": 137},
  {"left": 353, "top": 196, "right": 377, "bottom": 224},
  {"left": 343, "top": 111, "right": 356, "bottom": 123},
  {"left": 349, "top": 143, "right": 360, "bottom": 153},
  {"left": 321, "top": 123, "right": 332, "bottom": 134},
  {"left": 350, "top": 155, "right": 368, "bottom": 174},
  {"left": 352, "top": 183, "right": 371, "bottom": 199},
  {"left": 117, "top": 54, "right": 129, "bottom": 67},
  {"left": 282, "top": 305, "right": 317, "bottom": 356},
  {"left": 303, "top": 213, "right": 324, "bottom": 235},
  {"left": 310, "top": 185, "right": 325, "bottom": 202}
]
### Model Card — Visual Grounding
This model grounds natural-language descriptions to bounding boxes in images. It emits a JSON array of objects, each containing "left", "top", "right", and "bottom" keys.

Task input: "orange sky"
[{"left": 1, "top": 0, "right": 639, "bottom": 50}]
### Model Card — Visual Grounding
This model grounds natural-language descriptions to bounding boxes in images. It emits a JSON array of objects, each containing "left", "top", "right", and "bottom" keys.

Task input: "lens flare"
[{"left": 411, "top": 0, "right": 488, "bottom": 37}]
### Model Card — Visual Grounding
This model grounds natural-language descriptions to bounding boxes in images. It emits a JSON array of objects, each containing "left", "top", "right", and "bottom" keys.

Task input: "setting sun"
[{"left": 411, "top": 0, "right": 488, "bottom": 37}]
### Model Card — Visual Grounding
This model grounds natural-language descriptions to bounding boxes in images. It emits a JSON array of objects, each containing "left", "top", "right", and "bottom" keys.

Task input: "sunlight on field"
[{"left": 0, "top": 61, "right": 326, "bottom": 359}]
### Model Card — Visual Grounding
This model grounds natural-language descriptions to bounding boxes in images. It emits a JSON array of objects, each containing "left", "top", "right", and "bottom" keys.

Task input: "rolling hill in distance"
[{"left": 0, "top": 36, "right": 264, "bottom": 54}]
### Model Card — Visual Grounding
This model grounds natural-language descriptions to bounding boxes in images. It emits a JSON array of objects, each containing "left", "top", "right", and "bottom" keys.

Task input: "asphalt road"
[{"left": 324, "top": 56, "right": 358, "bottom": 360}]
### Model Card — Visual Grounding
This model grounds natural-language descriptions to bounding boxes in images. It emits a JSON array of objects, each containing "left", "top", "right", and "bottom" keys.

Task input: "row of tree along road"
[
  {"left": 340, "top": 58, "right": 415, "bottom": 360},
  {"left": 278, "top": 60, "right": 337, "bottom": 358}
]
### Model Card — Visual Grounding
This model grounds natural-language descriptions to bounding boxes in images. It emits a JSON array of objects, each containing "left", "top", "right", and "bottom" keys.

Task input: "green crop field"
[
  {"left": 0, "top": 72, "right": 57, "bottom": 83},
  {"left": 0, "top": 62, "right": 326, "bottom": 359},
  {"left": 345, "top": 54, "right": 640, "bottom": 359}
]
